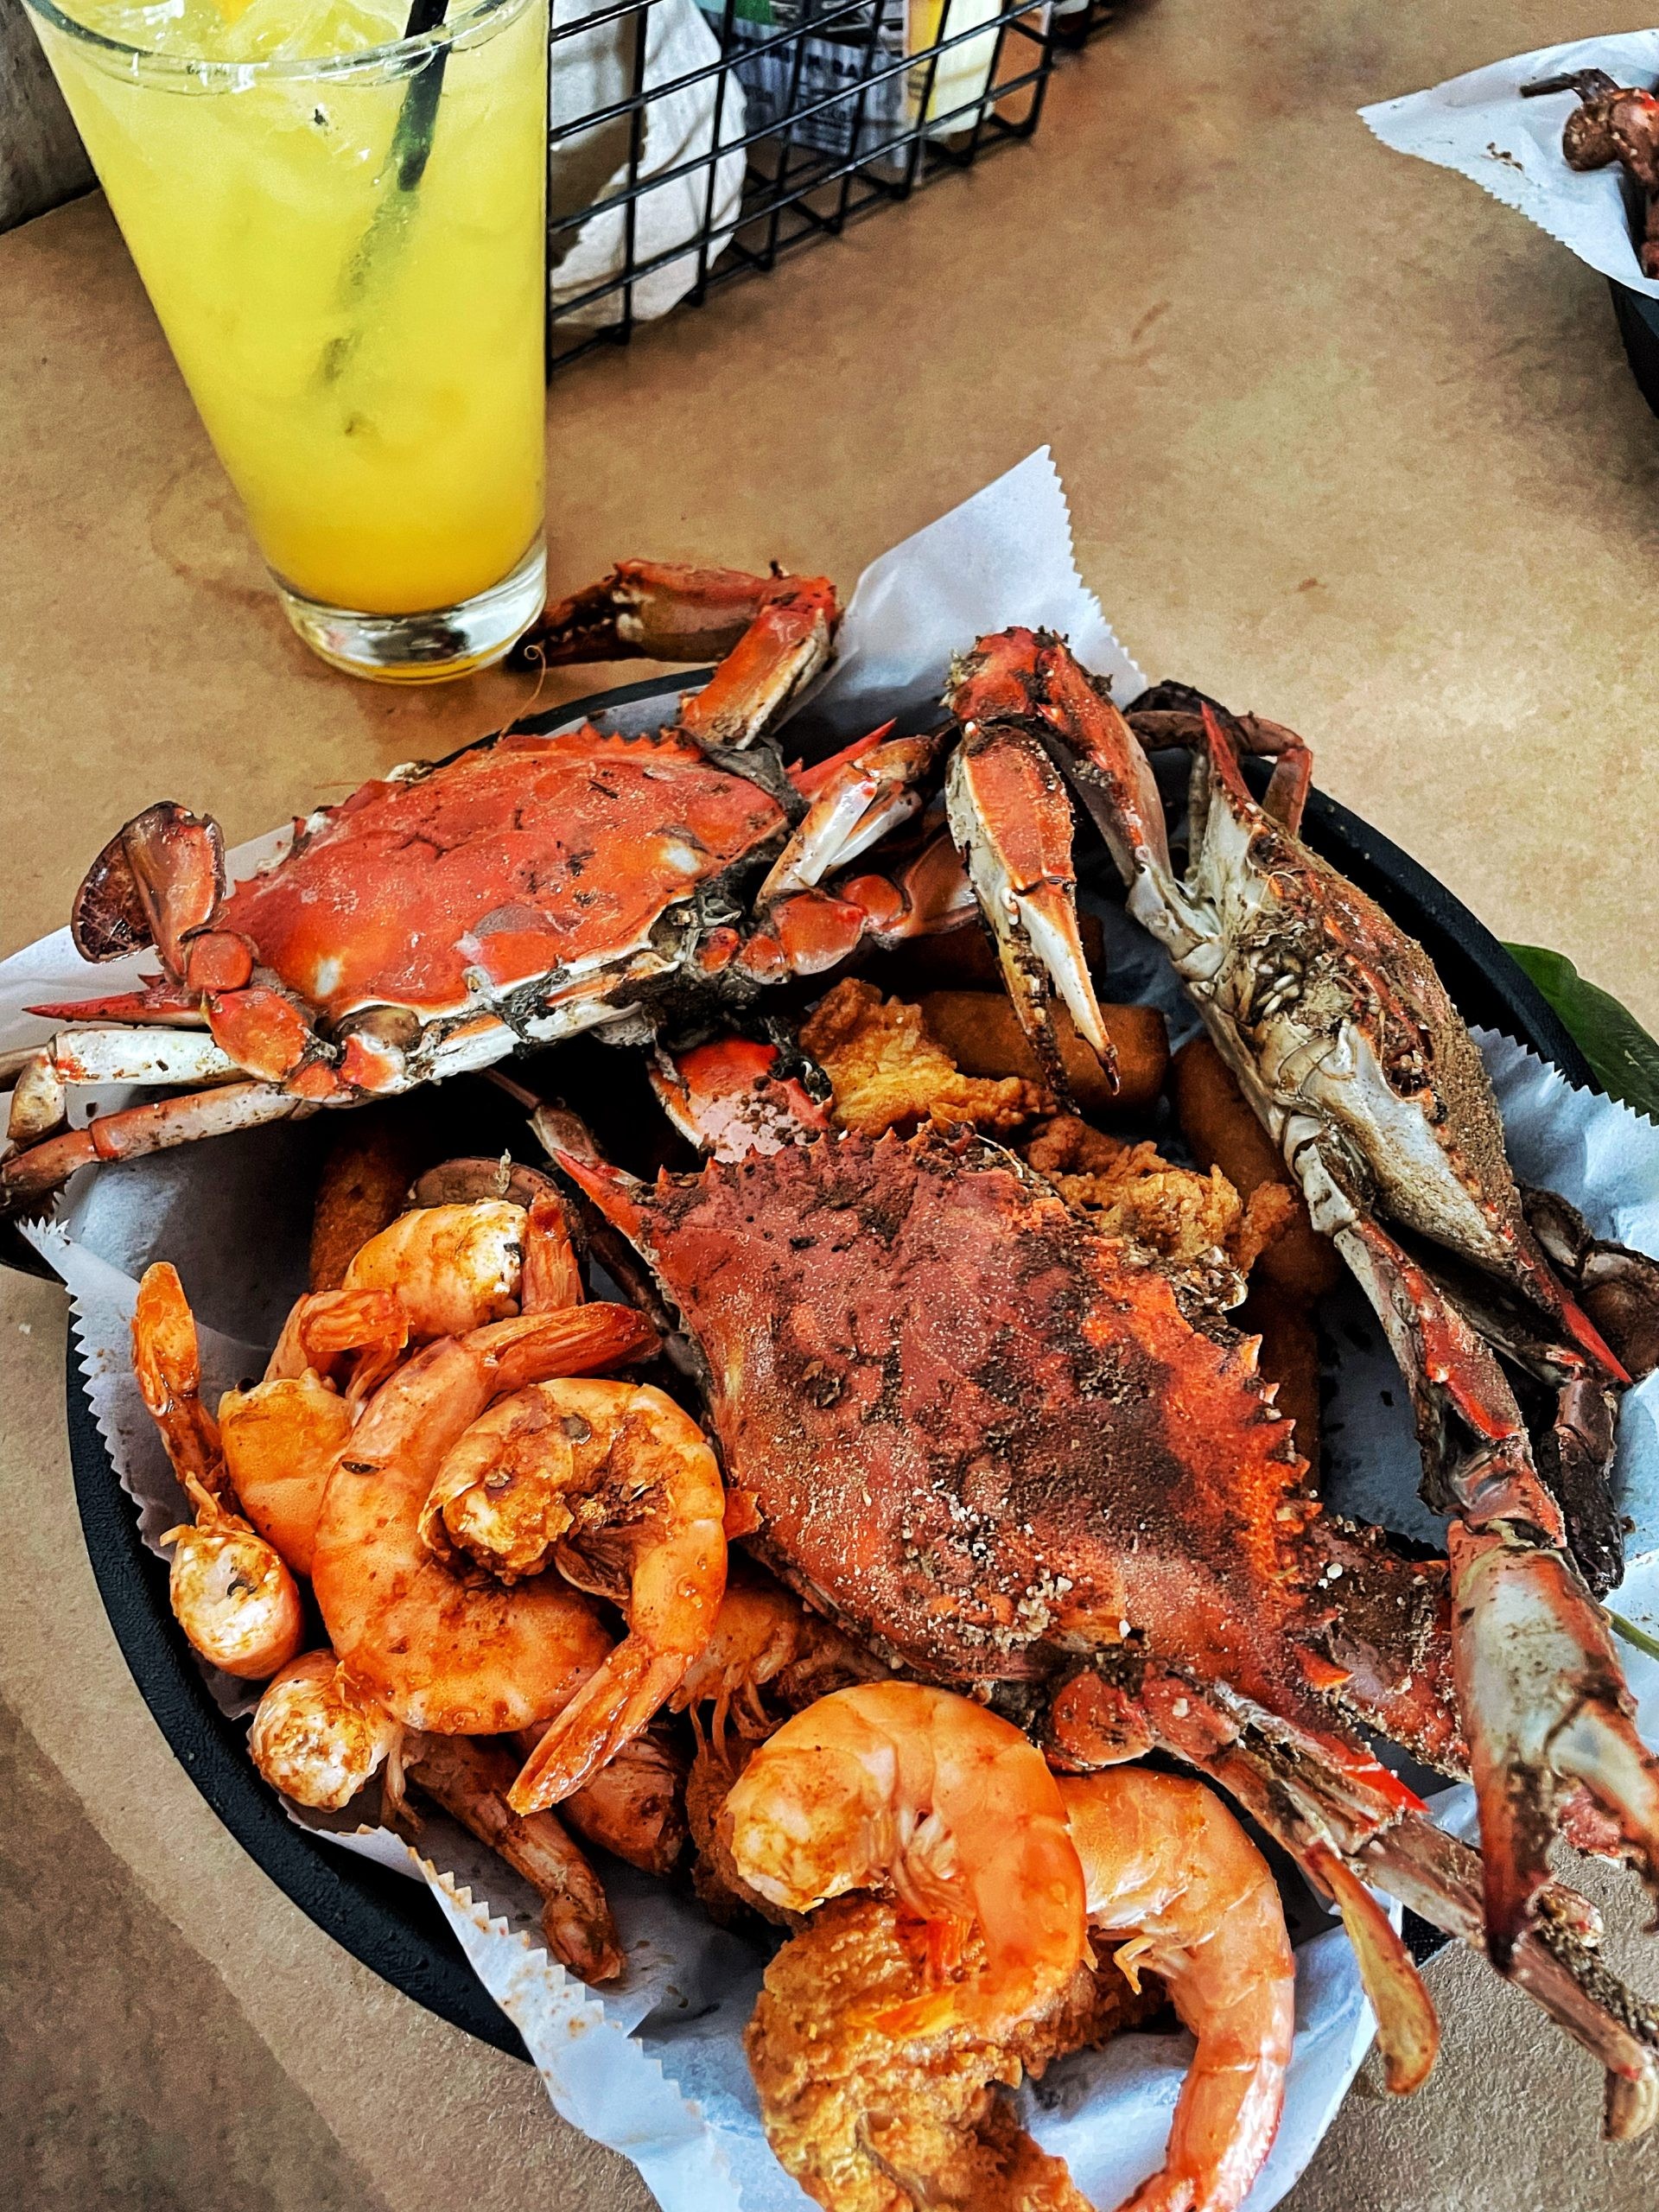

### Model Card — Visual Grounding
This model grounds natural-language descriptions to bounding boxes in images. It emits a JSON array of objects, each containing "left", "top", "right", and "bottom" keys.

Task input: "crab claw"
[
  {"left": 548, "top": 1145, "right": 651, "bottom": 1247},
  {"left": 760, "top": 730, "right": 941, "bottom": 904},
  {"left": 1302, "top": 1838, "right": 1440, "bottom": 2094},
  {"left": 512, "top": 560, "right": 840, "bottom": 751},
  {"left": 72, "top": 803, "right": 227, "bottom": 977},
  {"left": 1449, "top": 1521, "right": 1659, "bottom": 1965},
  {"left": 944, "top": 636, "right": 1113, "bottom": 1088}
]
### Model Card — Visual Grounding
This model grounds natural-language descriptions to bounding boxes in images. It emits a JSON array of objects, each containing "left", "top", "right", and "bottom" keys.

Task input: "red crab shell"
[
  {"left": 561, "top": 1128, "right": 1375, "bottom": 1734},
  {"left": 219, "top": 725, "right": 788, "bottom": 1026}
]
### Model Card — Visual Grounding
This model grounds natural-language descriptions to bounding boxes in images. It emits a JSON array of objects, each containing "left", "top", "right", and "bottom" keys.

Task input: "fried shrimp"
[
  {"left": 133, "top": 1264, "right": 304, "bottom": 1681},
  {"left": 747, "top": 1895, "right": 1154, "bottom": 2212},
  {"left": 1061, "top": 1769, "right": 1294, "bottom": 2212},
  {"left": 721, "top": 1682, "right": 1087, "bottom": 2042},
  {"left": 342, "top": 1195, "right": 580, "bottom": 1340},
  {"left": 311, "top": 1306, "right": 656, "bottom": 1733},
  {"left": 500, "top": 1380, "right": 728, "bottom": 1811}
]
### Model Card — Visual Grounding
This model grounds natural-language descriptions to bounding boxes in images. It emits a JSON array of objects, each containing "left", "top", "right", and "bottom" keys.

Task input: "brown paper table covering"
[{"left": 3, "top": 1, "right": 1657, "bottom": 2206}]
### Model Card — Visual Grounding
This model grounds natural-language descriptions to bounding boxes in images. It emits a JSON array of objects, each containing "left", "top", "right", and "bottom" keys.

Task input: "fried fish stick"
[
  {"left": 1243, "top": 1281, "right": 1322, "bottom": 1482},
  {"left": 308, "top": 1110, "right": 428, "bottom": 1291},
  {"left": 1170, "top": 1037, "right": 1340, "bottom": 1301},
  {"left": 920, "top": 990, "right": 1168, "bottom": 1114}
]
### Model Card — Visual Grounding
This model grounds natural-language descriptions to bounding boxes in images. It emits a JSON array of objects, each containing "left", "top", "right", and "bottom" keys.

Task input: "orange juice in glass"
[{"left": 26, "top": 0, "right": 550, "bottom": 680}]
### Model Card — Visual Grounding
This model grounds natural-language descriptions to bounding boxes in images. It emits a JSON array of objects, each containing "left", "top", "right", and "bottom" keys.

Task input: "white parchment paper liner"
[
  {"left": 6, "top": 449, "right": 1658, "bottom": 2209},
  {"left": 1360, "top": 33, "right": 1659, "bottom": 299}
]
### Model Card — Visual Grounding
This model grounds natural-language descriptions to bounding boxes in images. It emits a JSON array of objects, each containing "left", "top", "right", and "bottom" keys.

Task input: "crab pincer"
[{"left": 945, "top": 630, "right": 1116, "bottom": 1091}]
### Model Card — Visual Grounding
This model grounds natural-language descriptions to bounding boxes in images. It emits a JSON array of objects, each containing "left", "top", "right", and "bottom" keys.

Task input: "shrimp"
[
  {"left": 494, "top": 1379, "right": 728, "bottom": 1811},
  {"left": 671, "top": 1564, "right": 888, "bottom": 1749},
  {"left": 310, "top": 1305, "right": 656, "bottom": 1733},
  {"left": 1060, "top": 1769, "right": 1295, "bottom": 2212},
  {"left": 342, "top": 1193, "right": 582, "bottom": 1340},
  {"left": 133, "top": 1264, "right": 304, "bottom": 1681},
  {"left": 249, "top": 1650, "right": 404, "bottom": 1810},
  {"left": 250, "top": 1654, "right": 624, "bottom": 1982},
  {"left": 720, "top": 1681, "right": 1087, "bottom": 2042},
  {"left": 131, "top": 1261, "right": 223, "bottom": 1497},
  {"left": 536, "top": 1723, "right": 690, "bottom": 1878},
  {"left": 220, "top": 1287, "right": 410, "bottom": 1574},
  {"left": 403, "top": 1733, "right": 624, "bottom": 1984}
]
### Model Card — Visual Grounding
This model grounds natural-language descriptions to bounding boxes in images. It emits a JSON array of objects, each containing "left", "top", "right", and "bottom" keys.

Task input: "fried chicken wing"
[{"left": 1021, "top": 1113, "right": 1290, "bottom": 1275}]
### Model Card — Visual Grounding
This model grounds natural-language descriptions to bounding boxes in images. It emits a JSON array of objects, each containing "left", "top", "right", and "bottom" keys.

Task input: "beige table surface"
[{"left": 3, "top": 2, "right": 1658, "bottom": 2206}]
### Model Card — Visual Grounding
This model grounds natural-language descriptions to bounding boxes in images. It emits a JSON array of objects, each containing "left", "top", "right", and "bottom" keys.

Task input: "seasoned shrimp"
[
  {"left": 721, "top": 1682, "right": 1086, "bottom": 2042},
  {"left": 220, "top": 1287, "right": 410, "bottom": 1575},
  {"left": 671, "top": 1565, "right": 888, "bottom": 1748},
  {"left": 498, "top": 1379, "right": 728, "bottom": 1810},
  {"left": 403, "top": 1733, "right": 624, "bottom": 1984},
  {"left": 342, "top": 1194, "right": 582, "bottom": 1340},
  {"left": 249, "top": 1655, "right": 624, "bottom": 1982},
  {"left": 526, "top": 1723, "right": 690, "bottom": 1878},
  {"left": 1061, "top": 1769, "right": 1295, "bottom": 2212},
  {"left": 249, "top": 1650, "right": 404, "bottom": 1810},
  {"left": 311, "top": 1306, "right": 656, "bottom": 1732},
  {"left": 131, "top": 1262, "right": 222, "bottom": 1496},
  {"left": 134, "top": 1265, "right": 304, "bottom": 1681}
]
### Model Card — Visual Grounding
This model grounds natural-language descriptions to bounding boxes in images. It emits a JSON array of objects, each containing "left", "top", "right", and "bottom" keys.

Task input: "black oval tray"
[{"left": 56, "top": 672, "right": 1593, "bottom": 2059}]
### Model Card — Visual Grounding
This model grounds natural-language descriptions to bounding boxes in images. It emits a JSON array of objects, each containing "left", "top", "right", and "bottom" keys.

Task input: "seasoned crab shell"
[{"left": 560, "top": 1130, "right": 1357, "bottom": 1733}]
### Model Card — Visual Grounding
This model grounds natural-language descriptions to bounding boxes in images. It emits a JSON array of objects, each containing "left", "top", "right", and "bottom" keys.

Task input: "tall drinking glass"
[{"left": 26, "top": 0, "right": 550, "bottom": 681}]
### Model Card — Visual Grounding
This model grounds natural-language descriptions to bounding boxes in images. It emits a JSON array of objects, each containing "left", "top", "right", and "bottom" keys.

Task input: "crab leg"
[
  {"left": 513, "top": 559, "right": 840, "bottom": 751},
  {"left": 1338, "top": 1214, "right": 1659, "bottom": 1961},
  {"left": 945, "top": 632, "right": 1113, "bottom": 1085},
  {"left": 1126, "top": 688, "right": 1315, "bottom": 837},
  {"left": 5, "top": 1029, "right": 244, "bottom": 1149},
  {"left": 1, "top": 1080, "right": 311, "bottom": 1201},
  {"left": 1199, "top": 1725, "right": 1659, "bottom": 2136}
]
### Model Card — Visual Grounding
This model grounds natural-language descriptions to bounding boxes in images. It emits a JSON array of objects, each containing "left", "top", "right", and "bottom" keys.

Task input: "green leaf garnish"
[{"left": 1504, "top": 944, "right": 1659, "bottom": 1122}]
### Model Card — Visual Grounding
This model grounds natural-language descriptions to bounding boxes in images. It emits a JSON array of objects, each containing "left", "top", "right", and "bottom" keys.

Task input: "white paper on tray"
[
  {"left": 1360, "top": 33, "right": 1659, "bottom": 299},
  {"left": 7, "top": 450, "right": 1659, "bottom": 2211}
]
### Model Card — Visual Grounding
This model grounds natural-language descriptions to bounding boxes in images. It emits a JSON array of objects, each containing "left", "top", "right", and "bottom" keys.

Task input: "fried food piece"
[
  {"left": 685, "top": 1735, "right": 785, "bottom": 1926},
  {"left": 920, "top": 991, "right": 1168, "bottom": 1116},
  {"left": 1169, "top": 1037, "right": 1340, "bottom": 1300},
  {"left": 1243, "top": 1280, "right": 1322, "bottom": 1482},
  {"left": 802, "top": 979, "right": 1046, "bottom": 1136},
  {"left": 308, "top": 1109, "right": 428, "bottom": 1290},
  {"left": 1023, "top": 1113, "right": 1289, "bottom": 1275},
  {"left": 747, "top": 1897, "right": 1160, "bottom": 2212}
]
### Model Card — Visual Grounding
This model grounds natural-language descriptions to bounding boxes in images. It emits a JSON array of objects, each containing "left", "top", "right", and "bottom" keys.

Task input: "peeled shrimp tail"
[{"left": 510, "top": 1643, "right": 693, "bottom": 1811}]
